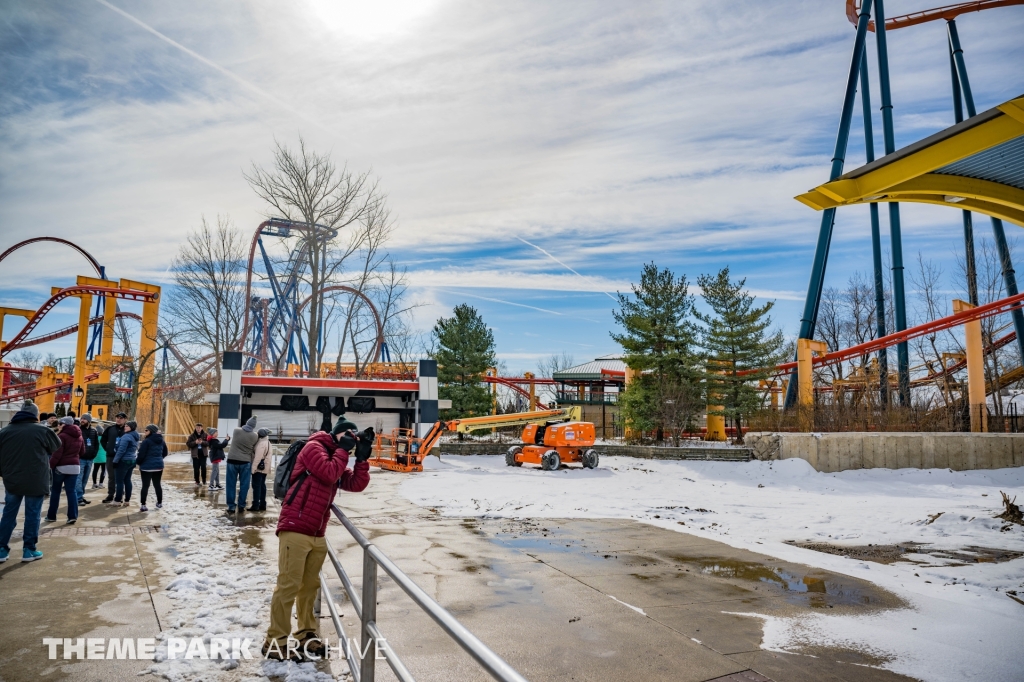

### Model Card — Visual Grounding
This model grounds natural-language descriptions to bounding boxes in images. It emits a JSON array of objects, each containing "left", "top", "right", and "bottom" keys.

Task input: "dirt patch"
[{"left": 789, "top": 541, "right": 1024, "bottom": 566}]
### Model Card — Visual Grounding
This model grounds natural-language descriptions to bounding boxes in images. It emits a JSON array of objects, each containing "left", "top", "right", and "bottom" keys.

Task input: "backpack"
[{"left": 273, "top": 439, "right": 308, "bottom": 501}]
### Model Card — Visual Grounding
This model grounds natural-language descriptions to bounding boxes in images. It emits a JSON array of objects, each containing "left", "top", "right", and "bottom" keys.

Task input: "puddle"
[
  {"left": 236, "top": 528, "right": 264, "bottom": 549},
  {"left": 789, "top": 541, "right": 1024, "bottom": 566},
  {"left": 672, "top": 556, "right": 876, "bottom": 608}
]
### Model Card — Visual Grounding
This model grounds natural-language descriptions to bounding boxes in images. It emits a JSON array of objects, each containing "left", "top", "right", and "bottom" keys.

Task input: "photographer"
[{"left": 263, "top": 418, "right": 372, "bottom": 660}]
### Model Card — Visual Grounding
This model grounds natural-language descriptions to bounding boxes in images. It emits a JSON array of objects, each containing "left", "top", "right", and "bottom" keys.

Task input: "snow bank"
[
  {"left": 142, "top": 485, "right": 340, "bottom": 682},
  {"left": 402, "top": 455, "right": 1024, "bottom": 682}
]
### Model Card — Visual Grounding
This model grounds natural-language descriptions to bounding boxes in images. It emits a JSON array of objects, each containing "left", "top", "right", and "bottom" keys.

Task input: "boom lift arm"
[{"left": 369, "top": 406, "right": 582, "bottom": 473}]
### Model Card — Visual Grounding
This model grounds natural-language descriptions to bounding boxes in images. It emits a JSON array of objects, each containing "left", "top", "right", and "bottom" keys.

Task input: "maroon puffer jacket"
[
  {"left": 50, "top": 423, "right": 84, "bottom": 469},
  {"left": 277, "top": 431, "right": 371, "bottom": 538}
]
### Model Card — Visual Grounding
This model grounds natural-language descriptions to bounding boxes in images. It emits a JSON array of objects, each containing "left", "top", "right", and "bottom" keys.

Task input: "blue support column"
[
  {"left": 784, "top": 0, "right": 876, "bottom": 408},
  {"left": 950, "top": 39, "right": 978, "bottom": 306},
  {"left": 860, "top": 52, "right": 889, "bottom": 405},
  {"left": 874, "top": 0, "right": 911, "bottom": 406},
  {"left": 948, "top": 19, "right": 1024, "bottom": 368}
]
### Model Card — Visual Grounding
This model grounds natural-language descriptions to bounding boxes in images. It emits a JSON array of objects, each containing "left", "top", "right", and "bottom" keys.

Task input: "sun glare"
[{"left": 307, "top": 0, "right": 441, "bottom": 41}]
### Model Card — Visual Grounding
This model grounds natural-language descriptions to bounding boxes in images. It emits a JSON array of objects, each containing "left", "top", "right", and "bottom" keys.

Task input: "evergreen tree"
[
  {"left": 612, "top": 263, "right": 701, "bottom": 440},
  {"left": 696, "top": 268, "right": 785, "bottom": 443},
  {"left": 432, "top": 304, "right": 497, "bottom": 419}
]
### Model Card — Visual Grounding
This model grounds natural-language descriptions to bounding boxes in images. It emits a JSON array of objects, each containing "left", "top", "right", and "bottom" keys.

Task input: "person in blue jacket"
[
  {"left": 136, "top": 425, "right": 168, "bottom": 512},
  {"left": 112, "top": 421, "right": 140, "bottom": 507}
]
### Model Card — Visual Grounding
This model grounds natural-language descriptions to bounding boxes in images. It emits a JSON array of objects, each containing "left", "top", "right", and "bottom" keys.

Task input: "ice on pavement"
[
  {"left": 143, "top": 485, "right": 336, "bottom": 682},
  {"left": 402, "top": 454, "right": 1024, "bottom": 682}
]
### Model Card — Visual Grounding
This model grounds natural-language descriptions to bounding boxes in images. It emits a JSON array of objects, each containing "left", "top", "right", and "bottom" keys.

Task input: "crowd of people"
[
  {"left": 185, "top": 417, "right": 273, "bottom": 513},
  {"left": 0, "top": 397, "right": 375, "bottom": 664}
]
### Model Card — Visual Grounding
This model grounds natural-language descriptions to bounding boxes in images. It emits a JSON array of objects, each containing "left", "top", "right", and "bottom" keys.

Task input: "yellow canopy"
[{"left": 796, "top": 94, "right": 1024, "bottom": 227}]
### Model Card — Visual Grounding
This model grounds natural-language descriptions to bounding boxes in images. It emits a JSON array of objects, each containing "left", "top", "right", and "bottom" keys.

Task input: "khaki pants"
[{"left": 266, "top": 531, "right": 327, "bottom": 645}]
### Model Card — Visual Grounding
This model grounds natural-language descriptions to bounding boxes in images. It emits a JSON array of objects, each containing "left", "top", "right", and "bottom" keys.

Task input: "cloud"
[
  {"left": 406, "top": 268, "right": 630, "bottom": 293},
  {"left": 0, "top": 0, "right": 1021, "bottom": 367}
]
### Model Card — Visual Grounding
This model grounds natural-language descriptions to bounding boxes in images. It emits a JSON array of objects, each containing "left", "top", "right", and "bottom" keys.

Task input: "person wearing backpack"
[
  {"left": 76, "top": 413, "right": 99, "bottom": 506},
  {"left": 247, "top": 429, "right": 272, "bottom": 512},
  {"left": 263, "top": 418, "right": 372, "bottom": 660}
]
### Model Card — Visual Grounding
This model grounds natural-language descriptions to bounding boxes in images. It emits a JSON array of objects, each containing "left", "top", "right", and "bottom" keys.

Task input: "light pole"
[{"left": 74, "top": 385, "right": 84, "bottom": 416}]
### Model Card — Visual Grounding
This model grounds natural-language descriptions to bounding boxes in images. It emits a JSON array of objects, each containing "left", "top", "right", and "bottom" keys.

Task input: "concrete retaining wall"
[
  {"left": 745, "top": 432, "right": 1024, "bottom": 472},
  {"left": 432, "top": 442, "right": 751, "bottom": 462}
]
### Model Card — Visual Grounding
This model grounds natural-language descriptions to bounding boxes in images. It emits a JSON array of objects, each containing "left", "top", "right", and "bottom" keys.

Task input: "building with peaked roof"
[{"left": 552, "top": 354, "right": 626, "bottom": 439}]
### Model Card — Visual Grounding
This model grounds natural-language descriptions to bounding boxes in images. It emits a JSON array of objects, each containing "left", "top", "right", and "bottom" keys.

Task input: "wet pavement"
[
  {"left": 324, "top": 471, "right": 916, "bottom": 682},
  {"left": 1, "top": 461, "right": 919, "bottom": 682}
]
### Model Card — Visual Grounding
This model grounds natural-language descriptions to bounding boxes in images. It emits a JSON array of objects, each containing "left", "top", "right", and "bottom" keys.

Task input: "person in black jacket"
[
  {"left": 136, "top": 425, "right": 168, "bottom": 512},
  {"left": 0, "top": 401, "right": 61, "bottom": 563},
  {"left": 186, "top": 423, "right": 208, "bottom": 487},
  {"left": 206, "top": 428, "right": 229, "bottom": 491},
  {"left": 100, "top": 413, "right": 127, "bottom": 503},
  {"left": 76, "top": 413, "right": 100, "bottom": 506}
]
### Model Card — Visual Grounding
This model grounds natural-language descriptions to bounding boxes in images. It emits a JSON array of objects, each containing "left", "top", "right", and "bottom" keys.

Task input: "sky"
[{"left": 1, "top": 0, "right": 1023, "bottom": 374}]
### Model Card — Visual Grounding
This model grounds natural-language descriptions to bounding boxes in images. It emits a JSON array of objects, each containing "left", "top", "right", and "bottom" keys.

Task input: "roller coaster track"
[
  {"left": 846, "top": 0, "right": 1024, "bottom": 31},
  {"left": 0, "top": 372, "right": 99, "bottom": 405},
  {"left": 0, "top": 237, "right": 103, "bottom": 276},
  {"left": 296, "top": 285, "right": 385, "bottom": 364},
  {"left": 0, "top": 286, "right": 158, "bottom": 358},
  {"left": 14, "top": 311, "right": 142, "bottom": 349},
  {"left": 482, "top": 375, "right": 555, "bottom": 409},
  {"left": 3, "top": 367, "right": 42, "bottom": 376}
]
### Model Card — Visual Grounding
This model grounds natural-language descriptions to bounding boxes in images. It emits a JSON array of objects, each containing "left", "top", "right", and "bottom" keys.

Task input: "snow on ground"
[
  {"left": 402, "top": 454, "right": 1024, "bottom": 682},
  {"left": 142, "top": 484, "right": 336, "bottom": 682}
]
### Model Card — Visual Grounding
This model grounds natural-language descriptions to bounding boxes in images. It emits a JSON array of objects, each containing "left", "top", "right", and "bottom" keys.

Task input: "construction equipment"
[{"left": 366, "top": 406, "right": 598, "bottom": 473}]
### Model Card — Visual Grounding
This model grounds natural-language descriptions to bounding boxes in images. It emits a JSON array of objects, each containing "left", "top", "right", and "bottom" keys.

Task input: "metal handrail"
[{"left": 321, "top": 503, "right": 529, "bottom": 682}]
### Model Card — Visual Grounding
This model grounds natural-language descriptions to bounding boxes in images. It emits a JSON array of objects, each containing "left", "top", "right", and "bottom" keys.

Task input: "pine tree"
[
  {"left": 696, "top": 268, "right": 785, "bottom": 443},
  {"left": 433, "top": 304, "right": 497, "bottom": 419},
  {"left": 612, "top": 263, "right": 701, "bottom": 440}
]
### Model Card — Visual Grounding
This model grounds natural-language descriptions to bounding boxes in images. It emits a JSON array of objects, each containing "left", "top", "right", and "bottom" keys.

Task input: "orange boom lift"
[{"left": 367, "top": 406, "right": 599, "bottom": 473}]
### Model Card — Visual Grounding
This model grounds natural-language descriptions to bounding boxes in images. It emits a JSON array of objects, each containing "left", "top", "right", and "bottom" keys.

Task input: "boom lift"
[{"left": 367, "top": 406, "right": 599, "bottom": 473}]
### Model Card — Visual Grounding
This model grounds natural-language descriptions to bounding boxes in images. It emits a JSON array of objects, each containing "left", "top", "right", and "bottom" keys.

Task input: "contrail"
[
  {"left": 93, "top": 0, "right": 337, "bottom": 137},
  {"left": 435, "top": 288, "right": 604, "bottom": 324},
  {"left": 515, "top": 236, "right": 617, "bottom": 301},
  {"left": 435, "top": 288, "right": 562, "bottom": 316}
]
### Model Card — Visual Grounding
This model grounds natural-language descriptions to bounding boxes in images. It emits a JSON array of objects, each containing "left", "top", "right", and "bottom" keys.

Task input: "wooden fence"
[{"left": 164, "top": 400, "right": 219, "bottom": 451}]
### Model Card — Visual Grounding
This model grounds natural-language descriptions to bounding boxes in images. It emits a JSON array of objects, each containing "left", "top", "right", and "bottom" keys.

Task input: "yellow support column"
[
  {"left": 76, "top": 277, "right": 119, "bottom": 386},
  {"left": 0, "top": 307, "right": 36, "bottom": 344},
  {"left": 36, "top": 367, "right": 59, "bottom": 414},
  {"left": 953, "top": 300, "right": 987, "bottom": 432},
  {"left": 797, "top": 339, "right": 828, "bottom": 431},
  {"left": 72, "top": 290, "right": 93, "bottom": 409},
  {"left": 120, "top": 279, "right": 161, "bottom": 422},
  {"left": 524, "top": 372, "right": 536, "bottom": 410},
  {"left": 706, "top": 363, "right": 725, "bottom": 442},
  {"left": 624, "top": 366, "right": 637, "bottom": 441}
]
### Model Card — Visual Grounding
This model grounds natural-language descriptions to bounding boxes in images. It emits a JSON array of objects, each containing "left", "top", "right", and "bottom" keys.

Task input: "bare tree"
[
  {"left": 245, "top": 138, "right": 383, "bottom": 376},
  {"left": 817, "top": 287, "right": 844, "bottom": 380},
  {"left": 538, "top": 351, "right": 576, "bottom": 378},
  {"left": 537, "top": 352, "right": 576, "bottom": 404},
  {"left": 909, "top": 253, "right": 952, "bottom": 406},
  {"left": 9, "top": 350, "right": 42, "bottom": 369},
  {"left": 164, "top": 216, "right": 247, "bottom": 384}
]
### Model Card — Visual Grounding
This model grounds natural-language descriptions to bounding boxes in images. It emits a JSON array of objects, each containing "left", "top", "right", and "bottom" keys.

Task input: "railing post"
[{"left": 360, "top": 547, "right": 378, "bottom": 682}]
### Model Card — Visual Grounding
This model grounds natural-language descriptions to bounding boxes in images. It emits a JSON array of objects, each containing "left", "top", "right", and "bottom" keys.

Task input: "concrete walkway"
[{"left": 0, "top": 461, "right": 918, "bottom": 682}]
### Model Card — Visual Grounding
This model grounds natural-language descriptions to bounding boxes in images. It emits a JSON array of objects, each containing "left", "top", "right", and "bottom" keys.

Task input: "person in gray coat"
[
  {"left": 226, "top": 416, "right": 259, "bottom": 514},
  {"left": 0, "top": 401, "right": 61, "bottom": 563}
]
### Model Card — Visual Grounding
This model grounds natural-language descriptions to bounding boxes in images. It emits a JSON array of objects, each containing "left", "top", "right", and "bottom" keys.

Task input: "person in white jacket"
[{"left": 247, "top": 429, "right": 273, "bottom": 512}]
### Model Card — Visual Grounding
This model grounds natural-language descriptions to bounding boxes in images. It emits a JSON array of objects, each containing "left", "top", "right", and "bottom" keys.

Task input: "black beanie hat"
[{"left": 332, "top": 416, "right": 358, "bottom": 436}]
